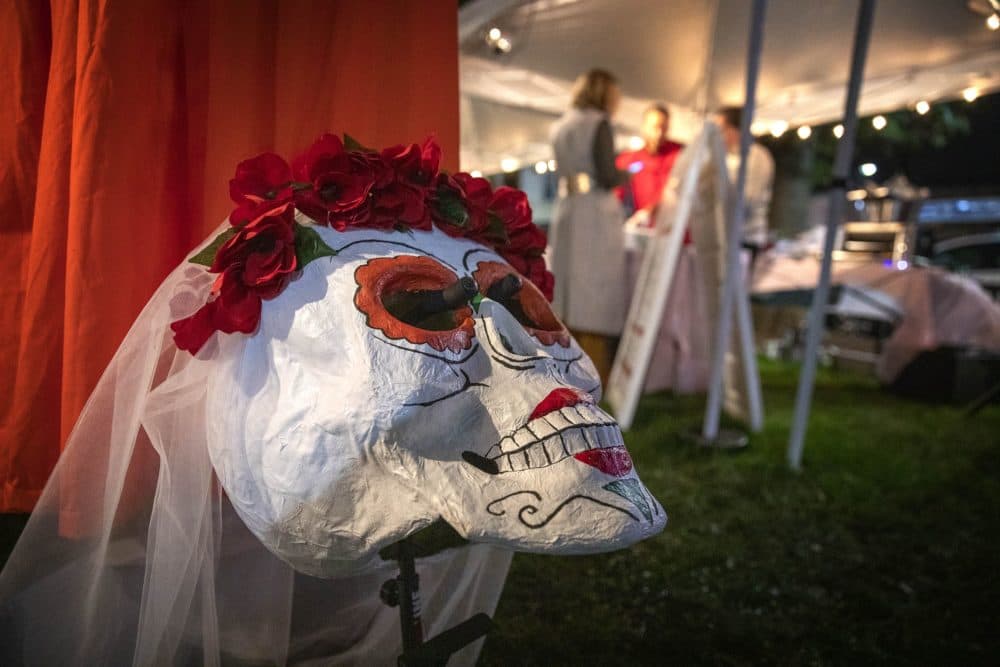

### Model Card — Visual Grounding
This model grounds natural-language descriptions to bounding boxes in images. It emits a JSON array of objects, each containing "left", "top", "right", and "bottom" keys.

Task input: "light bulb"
[
  {"left": 500, "top": 157, "right": 519, "bottom": 173},
  {"left": 796, "top": 125, "right": 812, "bottom": 140},
  {"left": 833, "top": 124, "right": 844, "bottom": 138},
  {"left": 872, "top": 115, "right": 887, "bottom": 130},
  {"left": 769, "top": 120, "right": 789, "bottom": 138},
  {"left": 534, "top": 161, "right": 548, "bottom": 174},
  {"left": 962, "top": 87, "right": 979, "bottom": 102},
  {"left": 915, "top": 100, "right": 930, "bottom": 115}
]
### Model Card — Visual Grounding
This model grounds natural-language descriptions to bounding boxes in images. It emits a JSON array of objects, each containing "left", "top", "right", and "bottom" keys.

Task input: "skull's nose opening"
[{"left": 529, "top": 388, "right": 593, "bottom": 420}]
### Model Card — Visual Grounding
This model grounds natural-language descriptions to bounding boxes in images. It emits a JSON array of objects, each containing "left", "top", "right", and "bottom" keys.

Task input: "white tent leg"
[
  {"left": 735, "top": 272, "right": 764, "bottom": 431},
  {"left": 702, "top": 0, "right": 768, "bottom": 441},
  {"left": 787, "top": 0, "right": 878, "bottom": 470}
]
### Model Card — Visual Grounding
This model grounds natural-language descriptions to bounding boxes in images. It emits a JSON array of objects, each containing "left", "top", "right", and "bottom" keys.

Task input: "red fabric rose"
[
  {"left": 172, "top": 204, "right": 298, "bottom": 353},
  {"left": 451, "top": 172, "right": 497, "bottom": 240},
  {"left": 490, "top": 186, "right": 544, "bottom": 254},
  {"left": 292, "top": 134, "right": 377, "bottom": 228},
  {"left": 369, "top": 137, "right": 441, "bottom": 230},
  {"left": 370, "top": 179, "right": 431, "bottom": 230},
  {"left": 429, "top": 172, "right": 469, "bottom": 233},
  {"left": 382, "top": 137, "right": 441, "bottom": 187},
  {"left": 229, "top": 153, "right": 293, "bottom": 225}
]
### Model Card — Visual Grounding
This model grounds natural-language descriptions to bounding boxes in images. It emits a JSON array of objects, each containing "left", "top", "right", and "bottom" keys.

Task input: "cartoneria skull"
[{"left": 205, "top": 220, "right": 666, "bottom": 577}]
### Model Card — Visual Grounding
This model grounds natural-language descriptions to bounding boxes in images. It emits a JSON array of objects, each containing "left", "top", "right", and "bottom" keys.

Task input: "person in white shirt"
[{"left": 714, "top": 106, "right": 775, "bottom": 255}]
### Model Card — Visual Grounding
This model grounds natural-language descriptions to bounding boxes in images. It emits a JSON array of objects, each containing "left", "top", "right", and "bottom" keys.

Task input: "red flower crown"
[{"left": 171, "top": 134, "right": 554, "bottom": 354}]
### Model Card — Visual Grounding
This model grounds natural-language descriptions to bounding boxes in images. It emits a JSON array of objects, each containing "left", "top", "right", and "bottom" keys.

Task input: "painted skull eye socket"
[
  {"left": 473, "top": 261, "right": 570, "bottom": 348},
  {"left": 355, "top": 255, "right": 476, "bottom": 353}
]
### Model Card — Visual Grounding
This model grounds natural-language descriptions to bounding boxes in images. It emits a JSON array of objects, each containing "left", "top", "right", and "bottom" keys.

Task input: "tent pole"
[
  {"left": 702, "top": 0, "right": 768, "bottom": 441},
  {"left": 787, "top": 0, "right": 877, "bottom": 470}
]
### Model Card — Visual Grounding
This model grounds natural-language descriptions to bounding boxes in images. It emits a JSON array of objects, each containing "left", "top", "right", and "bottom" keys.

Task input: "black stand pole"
[{"left": 380, "top": 536, "right": 493, "bottom": 666}]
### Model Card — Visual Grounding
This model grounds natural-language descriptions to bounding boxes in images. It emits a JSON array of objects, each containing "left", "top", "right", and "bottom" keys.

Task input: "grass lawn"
[{"left": 478, "top": 358, "right": 1000, "bottom": 666}]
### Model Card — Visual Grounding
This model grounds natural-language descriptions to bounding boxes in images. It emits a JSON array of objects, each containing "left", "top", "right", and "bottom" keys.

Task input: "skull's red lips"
[{"left": 573, "top": 446, "right": 633, "bottom": 476}]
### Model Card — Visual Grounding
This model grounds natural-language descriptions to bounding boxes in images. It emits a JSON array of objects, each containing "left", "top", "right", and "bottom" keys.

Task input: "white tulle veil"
[{"left": 0, "top": 228, "right": 510, "bottom": 665}]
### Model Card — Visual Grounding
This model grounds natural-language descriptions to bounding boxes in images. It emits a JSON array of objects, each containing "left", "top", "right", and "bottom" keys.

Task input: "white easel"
[{"left": 607, "top": 123, "right": 763, "bottom": 435}]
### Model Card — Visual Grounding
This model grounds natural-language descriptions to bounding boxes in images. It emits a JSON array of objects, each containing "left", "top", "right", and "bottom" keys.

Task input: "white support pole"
[
  {"left": 735, "top": 268, "right": 764, "bottom": 432},
  {"left": 787, "top": 0, "right": 877, "bottom": 470},
  {"left": 702, "top": 0, "right": 767, "bottom": 441}
]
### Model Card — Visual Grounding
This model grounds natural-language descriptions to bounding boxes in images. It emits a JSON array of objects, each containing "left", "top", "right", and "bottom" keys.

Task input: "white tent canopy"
[{"left": 460, "top": 0, "right": 1000, "bottom": 174}]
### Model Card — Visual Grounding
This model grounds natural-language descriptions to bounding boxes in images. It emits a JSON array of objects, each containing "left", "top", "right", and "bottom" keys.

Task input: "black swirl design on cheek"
[{"left": 486, "top": 490, "right": 639, "bottom": 527}]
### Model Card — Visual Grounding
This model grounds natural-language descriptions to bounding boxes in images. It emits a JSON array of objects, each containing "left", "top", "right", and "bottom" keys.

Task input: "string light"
[
  {"left": 987, "top": 13, "right": 1000, "bottom": 30},
  {"left": 769, "top": 120, "right": 789, "bottom": 138},
  {"left": 486, "top": 27, "right": 512, "bottom": 54},
  {"left": 470, "top": 170, "right": 483, "bottom": 178},
  {"left": 872, "top": 115, "right": 887, "bottom": 130},
  {"left": 860, "top": 163, "right": 877, "bottom": 177},
  {"left": 833, "top": 124, "right": 844, "bottom": 138},
  {"left": 915, "top": 100, "right": 930, "bottom": 115},
  {"left": 962, "top": 87, "right": 980, "bottom": 102},
  {"left": 500, "top": 158, "right": 519, "bottom": 173},
  {"left": 547, "top": 159, "right": 557, "bottom": 172},
  {"left": 534, "top": 161, "right": 548, "bottom": 175},
  {"left": 750, "top": 121, "right": 768, "bottom": 135},
  {"left": 796, "top": 125, "right": 812, "bottom": 140},
  {"left": 628, "top": 135, "right": 645, "bottom": 150}
]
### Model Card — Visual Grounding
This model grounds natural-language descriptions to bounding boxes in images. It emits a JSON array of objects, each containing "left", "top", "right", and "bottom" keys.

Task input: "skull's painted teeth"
[
  {"left": 508, "top": 452, "right": 528, "bottom": 472},
  {"left": 545, "top": 411, "right": 573, "bottom": 431},
  {"left": 498, "top": 436, "right": 518, "bottom": 454},
  {"left": 531, "top": 419, "right": 557, "bottom": 439},
  {"left": 513, "top": 430, "right": 535, "bottom": 448},
  {"left": 526, "top": 444, "right": 549, "bottom": 469},
  {"left": 495, "top": 454, "right": 513, "bottom": 473},
  {"left": 464, "top": 405, "right": 625, "bottom": 475}
]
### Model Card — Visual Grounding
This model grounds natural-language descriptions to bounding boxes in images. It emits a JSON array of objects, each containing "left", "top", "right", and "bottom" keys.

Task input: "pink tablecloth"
[
  {"left": 625, "top": 249, "right": 1000, "bottom": 391},
  {"left": 626, "top": 244, "right": 712, "bottom": 394},
  {"left": 751, "top": 254, "right": 1000, "bottom": 383}
]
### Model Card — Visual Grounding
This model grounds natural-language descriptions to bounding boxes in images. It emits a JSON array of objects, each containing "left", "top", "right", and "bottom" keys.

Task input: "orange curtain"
[{"left": 0, "top": 0, "right": 459, "bottom": 513}]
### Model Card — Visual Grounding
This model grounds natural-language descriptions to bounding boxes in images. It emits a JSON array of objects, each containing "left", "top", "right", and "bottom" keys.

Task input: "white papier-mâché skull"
[{"left": 205, "top": 219, "right": 666, "bottom": 577}]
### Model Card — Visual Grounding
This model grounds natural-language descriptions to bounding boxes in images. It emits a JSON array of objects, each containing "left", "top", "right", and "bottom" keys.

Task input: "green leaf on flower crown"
[
  {"left": 435, "top": 189, "right": 469, "bottom": 227},
  {"left": 343, "top": 133, "right": 375, "bottom": 153},
  {"left": 471, "top": 292, "right": 484, "bottom": 312},
  {"left": 189, "top": 227, "right": 237, "bottom": 267},
  {"left": 293, "top": 222, "right": 337, "bottom": 267}
]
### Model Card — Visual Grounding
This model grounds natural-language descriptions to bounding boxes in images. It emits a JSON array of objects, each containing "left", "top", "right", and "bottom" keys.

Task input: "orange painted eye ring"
[
  {"left": 473, "top": 261, "right": 570, "bottom": 348},
  {"left": 355, "top": 255, "right": 475, "bottom": 353}
]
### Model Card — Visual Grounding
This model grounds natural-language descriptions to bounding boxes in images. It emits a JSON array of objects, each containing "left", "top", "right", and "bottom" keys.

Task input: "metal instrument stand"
[{"left": 380, "top": 536, "right": 493, "bottom": 666}]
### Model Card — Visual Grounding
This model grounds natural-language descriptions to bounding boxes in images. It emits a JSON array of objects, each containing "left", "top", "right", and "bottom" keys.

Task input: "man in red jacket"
[{"left": 616, "top": 103, "right": 684, "bottom": 227}]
